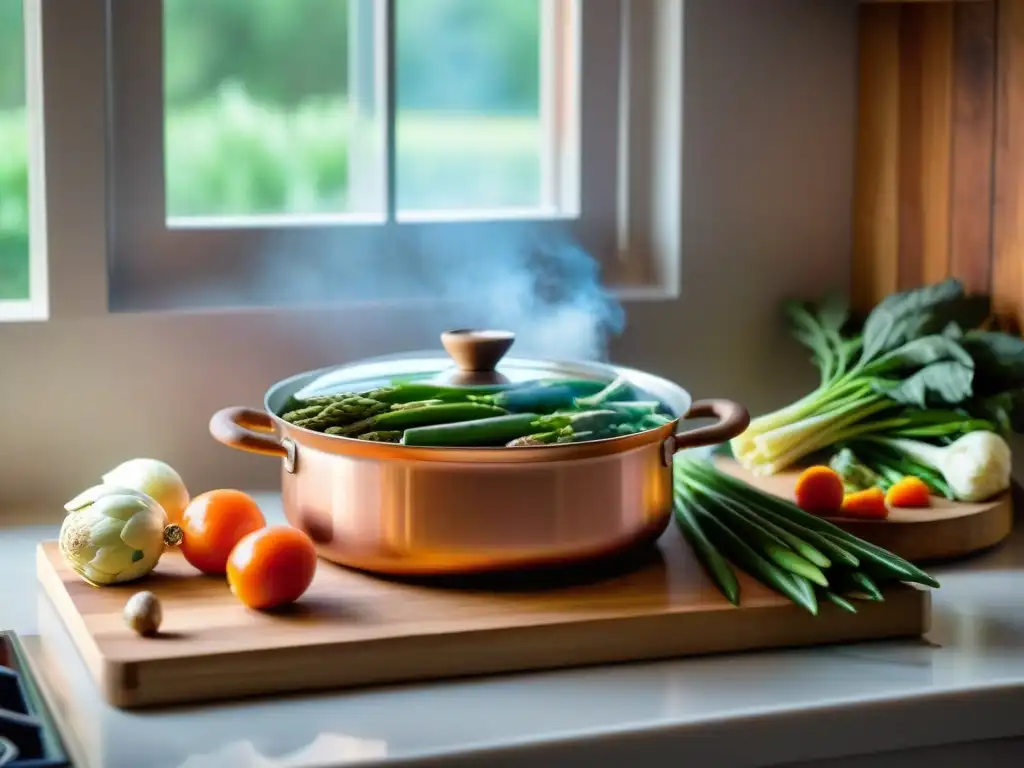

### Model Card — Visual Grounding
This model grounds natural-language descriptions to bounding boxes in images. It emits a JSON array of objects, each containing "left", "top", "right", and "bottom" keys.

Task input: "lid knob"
[{"left": 438, "top": 329, "right": 515, "bottom": 386}]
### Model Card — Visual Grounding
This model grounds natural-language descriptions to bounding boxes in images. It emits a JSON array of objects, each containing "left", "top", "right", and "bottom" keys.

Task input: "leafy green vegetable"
[
  {"left": 731, "top": 279, "right": 1024, "bottom": 476},
  {"left": 870, "top": 360, "right": 975, "bottom": 409}
]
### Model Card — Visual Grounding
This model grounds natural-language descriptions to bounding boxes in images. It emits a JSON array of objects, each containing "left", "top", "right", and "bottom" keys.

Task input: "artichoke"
[{"left": 60, "top": 485, "right": 183, "bottom": 586}]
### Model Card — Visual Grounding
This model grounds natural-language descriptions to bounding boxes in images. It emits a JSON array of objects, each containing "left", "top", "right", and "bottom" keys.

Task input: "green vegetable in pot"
[
  {"left": 730, "top": 279, "right": 1024, "bottom": 475},
  {"left": 389, "top": 399, "right": 446, "bottom": 411},
  {"left": 506, "top": 420, "right": 650, "bottom": 447},
  {"left": 401, "top": 409, "right": 630, "bottom": 447},
  {"left": 365, "top": 382, "right": 514, "bottom": 403},
  {"left": 600, "top": 401, "right": 665, "bottom": 419},
  {"left": 366, "top": 379, "right": 610, "bottom": 404},
  {"left": 283, "top": 395, "right": 390, "bottom": 432},
  {"left": 329, "top": 403, "right": 509, "bottom": 437},
  {"left": 358, "top": 431, "right": 404, "bottom": 443},
  {"left": 469, "top": 383, "right": 582, "bottom": 413},
  {"left": 575, "top": 375, "right": 635, "bottom": 408}
]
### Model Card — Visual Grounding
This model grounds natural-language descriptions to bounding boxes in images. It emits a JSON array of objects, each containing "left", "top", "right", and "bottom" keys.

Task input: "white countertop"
[{"left": 5, "top": 497, "right": 1024, "bottom": 768}]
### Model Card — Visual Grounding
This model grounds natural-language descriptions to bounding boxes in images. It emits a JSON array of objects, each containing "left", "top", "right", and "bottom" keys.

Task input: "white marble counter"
[{"left": 4, "top": 498, "right": 1024, "bottom": 768}]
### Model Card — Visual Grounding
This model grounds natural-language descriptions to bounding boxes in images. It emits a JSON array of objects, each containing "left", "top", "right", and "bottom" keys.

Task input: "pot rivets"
[
  {"left": 661, "top": 436, "right": 677, "bottom": 468},
  {"left": 283, "top": 439, "right": 297, "bottom": 474}
]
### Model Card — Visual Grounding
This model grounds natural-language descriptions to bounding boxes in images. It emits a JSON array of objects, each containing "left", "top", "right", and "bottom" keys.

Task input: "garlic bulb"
[
  {"left": 60, "top": 484, "right": 183, "bottom": 586},
  {"left": 101, "top": 458, "right": 190, "bottom": 524}
]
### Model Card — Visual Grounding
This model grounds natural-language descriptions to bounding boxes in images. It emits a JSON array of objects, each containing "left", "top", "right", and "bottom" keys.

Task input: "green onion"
[
  {"left": 689, "top": 502, "right": 818, "bottom": 615},
  {"left": 672, "top": 485, "right": 740, "bottom": 606},
  {"left": 670, "top": 456, "right": 939, "bottom": 612},
  {"left": 821, "top": 589, "right": 858, "bottom": 613},
  {"left": 680, "top": 458, "right": 860, "bottom": 567},
  {"left": 675, "top": 480, "right": 828, "bottom": 587}
]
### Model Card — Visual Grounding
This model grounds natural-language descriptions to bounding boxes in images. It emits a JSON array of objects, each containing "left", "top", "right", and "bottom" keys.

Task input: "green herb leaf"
[
  {"left": 784, "top": 301, "right": 833, "bottom": 369},
  {"left": 859, "top": 279, "right": 990, "bottom": 364},
  {"left": 817, "top": 292, "right": 850, "bottom": 336},
  {"left": 863, "top": 334, "right": 974, "bottom": 376},
  {"left": 942, "top": 322, "right": 966, "bottom": 339},
  {"left": 870, "top": 360, "right": 974, "bottom": 408}
]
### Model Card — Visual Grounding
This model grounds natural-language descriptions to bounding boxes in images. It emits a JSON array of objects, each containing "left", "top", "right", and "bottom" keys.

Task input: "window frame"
[
  {"left": 104, "top": 0, "right": 629, "bottom": 311},
  {"left": 0, "top": 0, "right": 47, "bottom": 321},
  {"left": 9, "top": 0, "right": 681, "bottom": 323}
]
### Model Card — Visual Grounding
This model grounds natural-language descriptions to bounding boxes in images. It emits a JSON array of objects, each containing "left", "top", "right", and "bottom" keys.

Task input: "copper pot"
[{"left": 209, "top": 331, "right": 749, "bottom": 576}]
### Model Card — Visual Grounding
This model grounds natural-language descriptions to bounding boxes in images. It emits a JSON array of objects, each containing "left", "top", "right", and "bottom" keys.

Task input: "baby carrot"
[
  {"left": 885, "top": 476, "right": 932, "bottom": 508},
  {"left": 794, "top": 465, "right": 845, "bottom": 516},
  {"left": 839, "top": 487, "right": 889, "bottom": 520}
]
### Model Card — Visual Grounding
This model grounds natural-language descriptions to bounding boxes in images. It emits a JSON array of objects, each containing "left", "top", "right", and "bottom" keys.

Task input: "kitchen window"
[
  {"left": 0, "top": 0, "right": 45, "bottom": 321},
  {"left": 0, "top": 0, "right": 680, "bottom": 322},
  {"left": 105, "top": 0, "right": 672, "bottom": 312}
]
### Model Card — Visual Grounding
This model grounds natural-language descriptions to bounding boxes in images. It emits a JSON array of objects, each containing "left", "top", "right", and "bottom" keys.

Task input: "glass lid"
[{"left": 266, "top": 329, "right": 691, "bottom": 420}]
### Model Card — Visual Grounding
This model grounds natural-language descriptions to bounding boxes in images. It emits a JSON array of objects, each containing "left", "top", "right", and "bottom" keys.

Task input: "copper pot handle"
[
  {"left": 209, "top": 407, "right": 289, "bottom": 459},
  {"left": 668, "top": 399, "right": 750, "bottom": 455}
]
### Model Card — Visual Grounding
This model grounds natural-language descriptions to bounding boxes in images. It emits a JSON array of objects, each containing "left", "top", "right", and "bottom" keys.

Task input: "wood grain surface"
[
  {"left": 993, "top": 0, "right": 1024, "bottom": 330},
  {"left": 853, "top": 0, "right": 1024, "bottom": 323},
  {"left": 716, "top": 459, "right": 1014, "bottom": 564},
  {"left": 36, "top": 532, "right": 929, "bottom": 710}
]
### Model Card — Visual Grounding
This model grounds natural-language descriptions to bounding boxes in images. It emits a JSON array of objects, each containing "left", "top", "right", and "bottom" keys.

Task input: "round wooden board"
[{"left": 713, "top": 458, "right": 1014, "bottom": 564}]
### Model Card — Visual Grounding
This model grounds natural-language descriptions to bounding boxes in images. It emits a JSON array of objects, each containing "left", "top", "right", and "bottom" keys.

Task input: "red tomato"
[
  {"left": 227, "top": 526, "right": 318, "bottom": 611},
  {"left": 179, "top": 490, "right": 267, "bottom": 575}
]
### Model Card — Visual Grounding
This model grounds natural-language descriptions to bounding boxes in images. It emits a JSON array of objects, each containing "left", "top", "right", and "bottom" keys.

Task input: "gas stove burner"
[{"left": 0, "top": 632, "right": 70, "bottom": 767}]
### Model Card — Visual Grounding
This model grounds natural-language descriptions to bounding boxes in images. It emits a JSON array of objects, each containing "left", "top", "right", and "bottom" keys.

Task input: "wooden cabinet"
[{"left": 854, "top": 0, "right": 1024, "bottom": 331}]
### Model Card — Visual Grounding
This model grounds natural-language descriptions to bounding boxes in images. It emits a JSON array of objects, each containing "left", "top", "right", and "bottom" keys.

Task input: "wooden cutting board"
[
  {"left": 37, "top": 532, "right": 929, "bottom": 710},
  {"left": 715, "top": 458, "right": 1015, "bottom": 563}
]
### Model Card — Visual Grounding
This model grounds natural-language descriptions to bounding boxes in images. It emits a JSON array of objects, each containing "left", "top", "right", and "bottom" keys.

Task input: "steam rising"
[{"left": 246, "top": 223, "right": 626, "bottom": 362}]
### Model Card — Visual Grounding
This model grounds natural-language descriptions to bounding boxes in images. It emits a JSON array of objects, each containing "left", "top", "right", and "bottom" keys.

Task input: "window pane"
[
  {"left": 396, "top": 0, "right": 554, "bottom": 215},
  {"left": 0, "top": 0, "right": 29, "bottom": 301},
  {"left": 163, "top": 0, "right": 384, "bottom": 220}
]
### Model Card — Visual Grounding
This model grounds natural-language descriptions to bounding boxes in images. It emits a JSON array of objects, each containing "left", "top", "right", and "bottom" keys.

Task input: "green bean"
[
  {"left": 471, "top": 384, "right": 581, "bottom": 413},
  {"left": 672, "top": 487, "right": 740, "bottom": 606},
  {"left": 334, "top": 403, "right": 509, "bottom": 437},
  {"left": 401, "top": 413, "right": 543, "bottom": 447},
  {"left": 365, "top": 383, "right": 512, "bottom": 403}
]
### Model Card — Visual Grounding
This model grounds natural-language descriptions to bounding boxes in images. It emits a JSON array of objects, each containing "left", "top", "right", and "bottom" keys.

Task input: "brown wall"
[{"left": 854, "top": 0, "right": 1024, "bottom": 327}]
